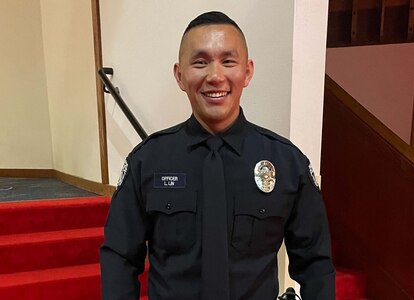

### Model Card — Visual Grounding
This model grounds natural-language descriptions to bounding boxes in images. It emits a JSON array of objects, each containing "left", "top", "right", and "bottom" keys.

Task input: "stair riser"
[
  {"left": 336, "top": 275, "right": 367, "bottom": 299},
  {"left": 0, "top": 275, "right": 101, "bottom": 300},
  {"left": 0, "top": 236, "right": 102, "bottom": 274},
  {"left": 0, "top": 205, "right": 109, "bottom": 235}
]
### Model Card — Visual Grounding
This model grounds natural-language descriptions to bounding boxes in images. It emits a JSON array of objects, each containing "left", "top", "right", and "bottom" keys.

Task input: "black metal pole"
[{"left": 98, "top": 67, "right": 148, "bottom": 140}]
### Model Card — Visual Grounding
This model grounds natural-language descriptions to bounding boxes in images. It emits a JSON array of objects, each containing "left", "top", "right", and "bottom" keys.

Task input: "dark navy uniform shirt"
[{"left": 100, "top": 109, "right": 335, "bottom": 300}]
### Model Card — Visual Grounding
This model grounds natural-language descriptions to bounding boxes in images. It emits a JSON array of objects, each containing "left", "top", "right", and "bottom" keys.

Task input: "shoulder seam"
[
  {"left": 249, "top": 122, "right": 293, "bottom": 147},
  {"left": 248, "top": 122, "right": 308, "bottom": 158},
  {"left": 130, "top": 121, "right": 186, "bottom": 155}
]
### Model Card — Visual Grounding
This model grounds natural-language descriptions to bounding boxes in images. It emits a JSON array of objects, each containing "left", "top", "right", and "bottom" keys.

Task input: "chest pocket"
[
  {"left": 231, "top": 191, "right": 288, "bottom": 254},
  {"left": 146, "top": 190, "right": 197, "bottom": 253}
]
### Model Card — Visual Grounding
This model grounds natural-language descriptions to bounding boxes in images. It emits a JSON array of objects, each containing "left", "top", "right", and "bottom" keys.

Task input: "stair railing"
[
  {"left": 325, "top": 75, "right": 414, "bottom": 164},
  {"left": 98, "top": 67, "right": 148, "bottom": 140}
]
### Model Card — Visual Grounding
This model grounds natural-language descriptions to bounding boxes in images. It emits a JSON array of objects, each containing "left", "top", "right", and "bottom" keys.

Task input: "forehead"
[{"left": 179, "top": 24, "right": 247, "bottom": 58}]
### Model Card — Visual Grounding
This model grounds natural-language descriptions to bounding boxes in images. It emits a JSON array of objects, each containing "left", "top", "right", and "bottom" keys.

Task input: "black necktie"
[{"left": 201, "top": 137, "right": 230, "bottom": 300}]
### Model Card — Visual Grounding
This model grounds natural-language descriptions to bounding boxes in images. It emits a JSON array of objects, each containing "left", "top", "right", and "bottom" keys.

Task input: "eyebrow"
[{"left": 190, "top": 49, "right": 240, "bottom": 59}]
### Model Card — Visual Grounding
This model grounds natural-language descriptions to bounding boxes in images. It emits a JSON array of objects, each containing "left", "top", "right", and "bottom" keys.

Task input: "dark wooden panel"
[
  {"left": 330, "top": 0, "right": 409, "bottom": 11},
  {"left": 355, "top": 0, "right": 382, "bottom": 10},
  {"left": 324, "top": 77, "right": 414, "bottom": 162},
  {"left": 329, "top": 0, "right": 353, "bottom": 12},
  {"left": 328, "top": 0, "right": 412, "bottom": 46},
  {"left": 321, "top": 84, "right": 414, "bottom": 299},
  {"left": 408, "top": 0, "right": 414, "bottom": 40},
  {"left": 355, "top": 8, "right": 382, "bottom": 43},
  {"left": 327, "top": 10, "right": 353, "bottom": 46},
  {"left": 382, "top": 4, "right": 410, "bottom": 41}
]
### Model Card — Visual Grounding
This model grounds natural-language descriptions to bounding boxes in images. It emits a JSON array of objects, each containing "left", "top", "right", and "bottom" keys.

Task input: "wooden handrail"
[{"left": 325, "top": 75, "right": 414, "bottom": 164}]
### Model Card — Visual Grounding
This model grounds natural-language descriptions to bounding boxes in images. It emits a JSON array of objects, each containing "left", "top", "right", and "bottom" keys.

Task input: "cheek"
[
  {"left": 230, "top": 73, "right": 249, "bottom": 90},
  {"left": 225, "top": 68, "right": 246, "bottom": 82},
  {"left": 184, "top": 71, "right": 205, "bottom": 89}
]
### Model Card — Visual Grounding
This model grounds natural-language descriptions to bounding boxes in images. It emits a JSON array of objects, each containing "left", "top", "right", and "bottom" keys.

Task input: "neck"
[{"left": 195, "top": 114, "right": 239, "bottom": 135}]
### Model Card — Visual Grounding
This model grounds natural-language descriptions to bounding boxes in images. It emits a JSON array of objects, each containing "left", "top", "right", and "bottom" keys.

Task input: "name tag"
[{"left": 153, "top": 173, "right": 186, "bottom": 188}]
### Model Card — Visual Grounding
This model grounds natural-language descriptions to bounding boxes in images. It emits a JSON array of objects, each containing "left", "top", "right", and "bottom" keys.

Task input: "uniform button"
[
  {"left": 259, "top": 208, "right": 266, "bottom": 214},
  {"left": 166, "top": 203, "right": 172, "bottom": 210}
]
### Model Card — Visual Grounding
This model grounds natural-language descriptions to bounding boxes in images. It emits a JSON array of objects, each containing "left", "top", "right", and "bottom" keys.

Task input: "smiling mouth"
[{"left": 202, "top": 91, "right": 230, "bottom": 98}]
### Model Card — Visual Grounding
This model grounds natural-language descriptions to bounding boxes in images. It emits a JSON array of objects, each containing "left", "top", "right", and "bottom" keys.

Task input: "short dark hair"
[
  {"left": 179, "top": 11, "right": 248, "bottom": 60},
  {"left": 183, "top": 11, "right": 245, "bottom": 37}
]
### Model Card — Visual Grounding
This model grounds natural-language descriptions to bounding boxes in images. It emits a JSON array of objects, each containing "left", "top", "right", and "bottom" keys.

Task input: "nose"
[{"left": 206, "top": 62, "right": 225, "bottom": 84}]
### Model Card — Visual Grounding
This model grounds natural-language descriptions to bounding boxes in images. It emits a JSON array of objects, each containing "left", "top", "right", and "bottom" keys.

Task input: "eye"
[
  {"left": 223, "top": 59, "right": 237, "bottom": 67},
  {"left": 192, "top": 60, "right": 207, "bottom": 68}
]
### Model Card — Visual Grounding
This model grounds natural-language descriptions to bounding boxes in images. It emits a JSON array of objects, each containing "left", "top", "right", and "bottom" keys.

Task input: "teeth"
[{"left": 204, "top": 92, "right": 228, "bottom": 98}]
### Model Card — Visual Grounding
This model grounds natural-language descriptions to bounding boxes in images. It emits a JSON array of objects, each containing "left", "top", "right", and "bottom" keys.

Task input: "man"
[{"left": 101, "top": 11, "right": 335, "bottom": 300}]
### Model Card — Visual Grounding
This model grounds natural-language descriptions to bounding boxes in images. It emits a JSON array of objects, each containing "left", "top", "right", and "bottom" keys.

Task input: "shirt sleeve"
[
  {"left": 100, "top": 157, "right": 148, "bottom": 300},
  {"left": 284, "top": 159, "right": 336, "bottom": 299}
]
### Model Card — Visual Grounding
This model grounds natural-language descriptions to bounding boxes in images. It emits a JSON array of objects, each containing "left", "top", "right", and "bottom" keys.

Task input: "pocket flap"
[
  {"left": 234, "top": 192, "right": 282, "bottom": 220},
  {"left": 146, "top": 190, "right": 197, "bottom": 215}
]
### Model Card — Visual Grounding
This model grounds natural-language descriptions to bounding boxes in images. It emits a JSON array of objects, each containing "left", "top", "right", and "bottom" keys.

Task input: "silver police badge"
[{"left": 254, "top": 160, "right": 276, "bottom": 193}]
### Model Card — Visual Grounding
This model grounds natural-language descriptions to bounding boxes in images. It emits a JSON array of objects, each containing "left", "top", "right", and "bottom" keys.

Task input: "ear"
[
  {"left": 173, "top": 63, "right": 186, "bottom": 91},
  {"left": 243, "top": 59, "right": 254, "bottom": 87}
]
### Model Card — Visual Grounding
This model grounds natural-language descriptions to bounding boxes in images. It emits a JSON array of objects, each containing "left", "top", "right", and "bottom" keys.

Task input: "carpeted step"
[
  {"left": 0, "top": 227, "right": 103, "bottom": 274},
  {"left": 0, "top": 196, "right": 110, "bottom": 235},
  {"left": 335, "top": 268, "right": 367, "bottom": 300},
  {"left": 0, "top": 263, "right": 101, "bottom": 300},
  {"left": 0, "top": 263, "right": 149, "bottom": 300}
]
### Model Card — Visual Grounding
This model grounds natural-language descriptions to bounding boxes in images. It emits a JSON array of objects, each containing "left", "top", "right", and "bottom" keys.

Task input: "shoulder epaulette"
[
  {"left": 251, "top": 123, "right": 307, "bottom": 158},
  {"left": 250, "top": 122, "right": 296, "bottom": 149},
  {"left": 130, "top": 121, "right": 186, "bottom": 155}
]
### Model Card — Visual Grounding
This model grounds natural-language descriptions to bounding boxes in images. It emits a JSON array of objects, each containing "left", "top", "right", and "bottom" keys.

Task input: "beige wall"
[
  {"left": 0, "top": 0, "right": 52, "bottom": 168},
  {"left": 39, "top": 0, "right": 101, "bottom": 181},
  {"left": 1, "top": 0, "right": 102, "bottom": 182},
  {"left": 326, "top": 43, "right": 414, "bottom": 144}
]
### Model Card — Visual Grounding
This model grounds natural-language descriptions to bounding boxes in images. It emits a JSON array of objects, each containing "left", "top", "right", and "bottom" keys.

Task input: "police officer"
[{"left": 100, "top": 11, "right": 335, "bottom": 300}]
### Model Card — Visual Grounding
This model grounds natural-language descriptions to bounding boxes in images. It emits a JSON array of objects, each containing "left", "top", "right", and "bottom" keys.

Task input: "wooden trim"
[
  {"left": 0, "top": 169, "right": 116, "bottom": 196},
  {"left": 409, "top": 0, "right": 414, "bottom": 41},
  {"left": 325, "top": 75, "right": 414, "bottom": 163},
  {"left": 54, "top": 170, "right": 115, "bottom": 196},
  {"left": 0, "top": 169, "right": 55, "bottom": 178},
  {"left": 411, "top": 96, "right": 414, "bottom": 145},
  {"left": 380, "top": 0, "right": 386, "bottom": 42},
  {"left": 351, "top": 0, "right": 359, "bottom": 44},
  {"left": 91, "top": 0, "right": 109, "bottom": 185}
]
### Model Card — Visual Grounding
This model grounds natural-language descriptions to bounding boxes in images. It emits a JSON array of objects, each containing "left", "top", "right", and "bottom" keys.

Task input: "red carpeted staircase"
[
  {"left": 0, "top": 197, "right": 368, "bottom": 299},
  {"left": 0, "top": 197, "right": 110, "bottom": 299}
]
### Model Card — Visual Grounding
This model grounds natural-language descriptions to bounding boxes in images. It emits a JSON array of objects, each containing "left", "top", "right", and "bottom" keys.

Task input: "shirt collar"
[{"left": 186, "top": 107, "right": 247, "bottom": 156}]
